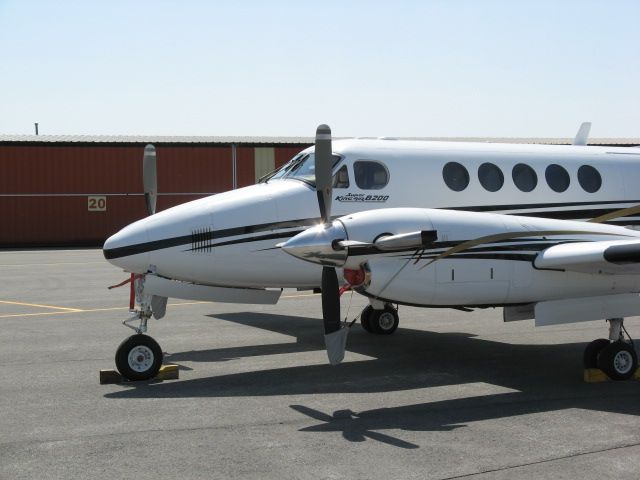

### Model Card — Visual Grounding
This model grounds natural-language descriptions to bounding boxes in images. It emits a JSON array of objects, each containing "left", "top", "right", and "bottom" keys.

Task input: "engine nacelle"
[{"left": 335, "top": 208, "right": 640, "bottom": 307}]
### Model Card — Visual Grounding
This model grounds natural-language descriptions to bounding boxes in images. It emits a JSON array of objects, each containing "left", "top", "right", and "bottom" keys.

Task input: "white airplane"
[{"left": 103, "top": 124, "right": 640, "bottom": 382}]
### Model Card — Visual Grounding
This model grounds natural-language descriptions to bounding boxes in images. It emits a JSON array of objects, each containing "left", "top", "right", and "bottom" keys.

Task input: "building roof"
[
  {"left": 0, "top": 134, "right": 637, "bottom": 147},
  {"left": 0, "top": 134, "right": 314, "bottom": 145}
]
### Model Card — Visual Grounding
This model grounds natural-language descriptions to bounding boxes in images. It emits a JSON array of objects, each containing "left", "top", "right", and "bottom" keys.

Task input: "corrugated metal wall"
[
  {"left": 0, "top": 142, "right": 307, "bottom": 247},
  {"left": 275, "top": 147, "right": 307, "bottom": 168},
  {"left": 254, "top": 147, "right": 275, "bottom": 182}
]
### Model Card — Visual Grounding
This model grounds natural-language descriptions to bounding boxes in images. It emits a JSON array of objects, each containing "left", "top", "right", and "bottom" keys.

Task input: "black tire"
[
  {"left": 115, "top": 334, "right": 163, "bottom": 381},
  {"left": 369, "top": 306, "right": 399, "bottom": 335},
  {"left": 597, "top": 341, "right": 638, "bottom": 381},
  {"left": 583, "top": 338, "right": 610, "bottom": 369},
  {"left": 360, "top": 306, "right": 375, "bottom": 333}
]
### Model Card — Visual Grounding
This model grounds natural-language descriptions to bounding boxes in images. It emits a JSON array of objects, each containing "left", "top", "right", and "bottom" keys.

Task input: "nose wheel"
[
  {"left": 115, "top": 334, "right": 163, "bottom": 381},
  {"left": 361, "top": 304, "right": 399, "bottom": 335}
]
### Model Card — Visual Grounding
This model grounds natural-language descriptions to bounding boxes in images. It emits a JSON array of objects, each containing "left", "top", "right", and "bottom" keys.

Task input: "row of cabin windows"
[{"left": 443, "top": 162, "right": 602, "bottom": 193}]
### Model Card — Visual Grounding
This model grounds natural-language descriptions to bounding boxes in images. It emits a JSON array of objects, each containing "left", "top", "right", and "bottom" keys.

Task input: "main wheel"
[
  {"left": 597, "top": 341, "right": 638, "bottom": 381},
  {"left": 583, "top": 338, "right": 610, "bottom": 369},
  {"left": 115, "top": 334, "right": 163, "bottom": 381},
  {"left": 360, "top": 306, "right": 375, "bottom": 333},
  {"left": 369, "top": 306, "right": 399, "bottom": 335}
]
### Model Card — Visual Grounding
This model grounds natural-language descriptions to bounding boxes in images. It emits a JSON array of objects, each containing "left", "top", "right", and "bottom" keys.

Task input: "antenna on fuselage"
[{"left": 573, "top": 122, "right": 591, "bottom": 146}]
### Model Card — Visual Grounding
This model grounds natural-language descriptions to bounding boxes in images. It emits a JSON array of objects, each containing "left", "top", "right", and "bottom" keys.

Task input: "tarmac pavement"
[{"left": 1, "top": 249, "right": 640, "bottom": 479}]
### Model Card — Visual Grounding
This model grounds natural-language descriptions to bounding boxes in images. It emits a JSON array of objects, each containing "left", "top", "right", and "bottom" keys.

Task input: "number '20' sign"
[{"left": 87, "top": 196, "right": 107, "bottom": 212}]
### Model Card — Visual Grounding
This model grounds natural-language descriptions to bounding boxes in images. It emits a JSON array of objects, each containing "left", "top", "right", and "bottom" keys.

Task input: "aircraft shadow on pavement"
[{"left": 105, "top": 311, "right": 640, "bottom": 448}]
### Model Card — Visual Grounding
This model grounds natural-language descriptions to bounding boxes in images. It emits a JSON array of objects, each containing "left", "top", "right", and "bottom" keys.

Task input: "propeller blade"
[
  {"left": 315, "top": 124, "right": 333, "bottom": 224},
  {"left": 143, "top": 144, "right": 157, "bottom": 216},
  {"left": 321, "top": 266, "right": 348, "bottom": 365},
  {"left": 321, "top": 267, "right": 340, "bottom": 334}
]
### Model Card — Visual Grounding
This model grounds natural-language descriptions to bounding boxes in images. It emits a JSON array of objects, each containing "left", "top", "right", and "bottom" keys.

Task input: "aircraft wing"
[{"left": 534, "top": 239, "right": 640, "bottom": 274}]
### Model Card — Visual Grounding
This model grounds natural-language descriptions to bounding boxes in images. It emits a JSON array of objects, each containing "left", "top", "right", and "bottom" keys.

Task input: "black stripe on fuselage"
[
  {"left": 378, "top": 252, "right": 539, "bottom": 262},
  {"left": 103, "top": 217, "right": 322, "bottom": 259},
  {"left": 449, "top": 200, "right": 640, "bottom": 213},
  {"left": 519, "top": 209, "right": 637, "bottom": 220},
  {"left": 103, "top": 200, "right": 640, "bottom": 260},
  {"left": 186, "top": 230, "right": 305, "bottom": 252},
  {"left": 103, "top": 234, "right": 192, "bottom": 260},
  {"left": 351, "top": 238, "right": 584, "bottom": 260},
  {"left": 436, "top": 252, "right": 537, "bottom": 262},
  {"left": 345, "top": 238, "right": 563, "bottom": 258}
]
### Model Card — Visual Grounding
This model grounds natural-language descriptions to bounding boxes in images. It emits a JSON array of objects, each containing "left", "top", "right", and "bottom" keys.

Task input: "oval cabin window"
[
  {"left": 578, "top": 165, "right": 602, "bottom": 193},
  {"left": 545, "top": 164, "right": 570, "bottom": 192},
  {"left": 512, "top": 163, "right": 538, "bottom": 192},
  {"left": 442, "top": 162, "right": 470, "bottom": 192},
  {"left": 478, "top": 163, "right": 504, "bottom": 192}
]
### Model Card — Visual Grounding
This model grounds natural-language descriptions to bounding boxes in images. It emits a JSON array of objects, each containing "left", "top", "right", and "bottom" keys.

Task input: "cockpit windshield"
[{"left": 261, "top": 152, "right": 342, "bottom": 186}]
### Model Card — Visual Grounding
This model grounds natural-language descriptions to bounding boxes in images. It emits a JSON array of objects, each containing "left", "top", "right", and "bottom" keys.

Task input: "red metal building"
[
  {"left": 1, "top": 134, "right": 636, "bottom": 247},
  {"left": 0, "top": 136, "right": 311, "bottom": 247}
]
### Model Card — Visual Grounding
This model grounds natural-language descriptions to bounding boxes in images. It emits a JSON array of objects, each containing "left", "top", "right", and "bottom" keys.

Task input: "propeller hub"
[{"left": 281, "top": 221, "right": 348, "bottom": 267}]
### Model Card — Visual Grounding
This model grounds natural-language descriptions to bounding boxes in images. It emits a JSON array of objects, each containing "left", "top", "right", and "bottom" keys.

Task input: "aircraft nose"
[{"left": 103, "top": 218, "right": 151, "bottom": 273}]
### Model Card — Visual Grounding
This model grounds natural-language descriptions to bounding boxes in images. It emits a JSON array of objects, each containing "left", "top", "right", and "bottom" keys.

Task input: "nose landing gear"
[
  {"left": 110, "top": 273, "right": 165, "bottom": 381},
  {"left": 584, "top": 318, "right": 638, "bottom": 381}
]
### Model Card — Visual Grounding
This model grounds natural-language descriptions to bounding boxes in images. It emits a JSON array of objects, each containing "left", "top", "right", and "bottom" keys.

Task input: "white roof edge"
[
  {"left": 0, "top": 135, "right": 315, "bottom": 144},
  {"left": 0, "top": 134, "right": 637, "bottom": 146}
]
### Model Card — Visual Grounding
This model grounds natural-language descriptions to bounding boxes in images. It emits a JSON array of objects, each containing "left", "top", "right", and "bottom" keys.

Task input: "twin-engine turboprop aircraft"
[{"left": 103, "top": 124, "right": 640, "bottom": 381}]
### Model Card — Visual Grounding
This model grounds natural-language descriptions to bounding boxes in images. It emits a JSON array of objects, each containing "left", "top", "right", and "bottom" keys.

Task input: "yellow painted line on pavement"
[
  {"left": 0, "top": 294, "right": 317, "bottom": 319},
  {"left": 0, "top": 300, "right": 83, "bottom": 312},
  {"left": 0, "top": 311, "right": 82, "bottom": 318},
  {"left": 0, "top": 261, "right": 106, "bottom": 267},
  {"left": 0, "top": 301, "right": 210, "bottom": 319}
]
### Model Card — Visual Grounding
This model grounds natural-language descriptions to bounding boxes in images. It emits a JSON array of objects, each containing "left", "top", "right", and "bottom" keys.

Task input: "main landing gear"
[
  {"left": 111, "top": 274, "right": 165, "bottom": 381},
  {"left": 360, "top": 304, "right": 399, "bottom": 335},
  {"left": 584, "top": 318, "right": 638, "bottom": 381}
]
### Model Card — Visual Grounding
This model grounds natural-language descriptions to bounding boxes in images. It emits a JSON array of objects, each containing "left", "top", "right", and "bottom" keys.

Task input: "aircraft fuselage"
[{"left": 103, "top": 139, "right": 640, "bottom": 289}]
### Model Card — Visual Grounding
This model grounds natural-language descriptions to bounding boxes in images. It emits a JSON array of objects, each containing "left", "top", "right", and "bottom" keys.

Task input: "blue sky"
[{"left": 1, "top": 0, "right": 638, "bottom": 137}]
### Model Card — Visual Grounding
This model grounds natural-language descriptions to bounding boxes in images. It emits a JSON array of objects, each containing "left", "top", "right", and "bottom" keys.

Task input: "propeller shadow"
[
  {"left": 288, "top": 386, "right": 640, "bottom": 450},
  {"left": 290, "top": 404, "right": 422, "bottom": 449}
]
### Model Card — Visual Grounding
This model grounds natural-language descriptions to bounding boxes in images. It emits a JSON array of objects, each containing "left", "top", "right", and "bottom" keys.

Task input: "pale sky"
[{"left": 1, "top": 0, "right": 638, "bottom": 138}]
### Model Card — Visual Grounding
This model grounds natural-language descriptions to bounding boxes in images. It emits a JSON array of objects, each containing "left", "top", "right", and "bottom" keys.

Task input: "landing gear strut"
[
  {"left": 361, "top": 304, "right": 399, "bottom": 335},
  {"left": 583, "top": 318, "right": 638, "bottom": 381},
  {"left": 111, "top": 274, "right": 165, "bottom": 381}
]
